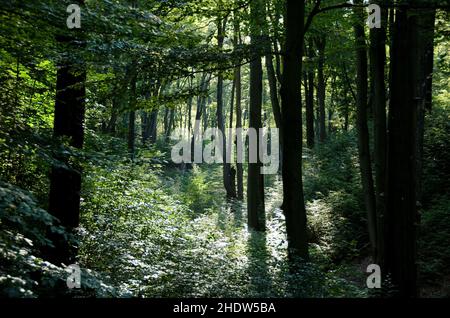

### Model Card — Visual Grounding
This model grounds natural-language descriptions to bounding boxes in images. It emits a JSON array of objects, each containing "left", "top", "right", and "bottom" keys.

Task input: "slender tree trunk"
[
  {"left": 108, "top": 93, "right": 120, "bottom": 135},
  {"left": 166, "top": 108, "right": 175, "bottom": 140},
  {"left": 370, "top": 1, "right": 388, "bottom": 264},
  {"left": 164, "top": 107, "right": 169, "bottom": 136},
  {"left": 316, "top": 36, "right": 327, "bottom": 143},
  {"left": 216, "top": 15, "right": 234, "bottom": 198},
  {"left": 191, "top": 73, "right": 210, "bottom": 161},
  {"left": 141, "top": 111, "right": 150, "bottom": 144},
  {"left": 248, "top": 0, "right": 265, "bottom": 231},
  {"left": 280, "top": 0, "right": 308, "bottom": 261},
  {"left": 305, "top": 39, "right": 315, "bottom": 148},
  {"left": 265, "top": 56, "right": 282, "bottom": 130},
  {"left": 233, "top": 14, "right": 244, "bottom": 201},
  {"left": 233, "top": 16, "right": 244, "bottom": 200},
  {"left": 188, "top": 78, "right": 193, "bottom": 132},
  {"left": 228, "top": 74, "right": 237, "bottom": 197},
  {"left": 353, "top": 0, "right": 377, "bottom": 257},
  {"left": 265, "top": 49, "right": 283, "bottom": 172},
  {"left": 128, "top": 69, "right": 137, "bottom": 159},
  {"left": 149, "top": 110, "right": 158, "bottom": 143}
]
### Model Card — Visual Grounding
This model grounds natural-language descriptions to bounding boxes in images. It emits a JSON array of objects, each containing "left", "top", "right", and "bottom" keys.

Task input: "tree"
[
  {"left": 233, "top": 11, "right": 244, "bottom": 200},
  {"left": 128, "top": 66, "right": 137, "bottom": 159},
  {"left": 247, "top": 0, "right": 265, "bottom": 231},
  {"left": 353, "top": 0, "right": 377, "bottom": 257},
  {"left": 385, "top": 2, "right": 421, "bottom": 297},
  {"left": 280, "top": 0, "right": 308, "bottom": 261},
  {"left": 305, "top": 38, "right": 315, "bottom": 149},
  {"left": 415, "top": 8, "right": 436, "bottom": 204},
  {"left": 316, "top": 35, "right": 327, "bottom": 143},
  {"left": 370, "top": 0, "right": 388, "bottom": 265},
  {"left": 216, "top": 10, "right": 235, "bottom": 198},
  {"left": 47, "top": 0, "right": 86, "bottom": 265}
]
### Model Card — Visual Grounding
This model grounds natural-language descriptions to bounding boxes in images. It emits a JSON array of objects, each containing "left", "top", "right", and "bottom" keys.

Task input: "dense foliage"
[{"left": 1, "top": 0, "right": 449, "bottom": 298}]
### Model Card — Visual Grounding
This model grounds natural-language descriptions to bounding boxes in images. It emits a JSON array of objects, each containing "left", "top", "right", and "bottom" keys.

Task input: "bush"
[
  {"left": 0, "top": 180, "right": 116, "bottom": 297},
  {"left": 418, "top": 195, "right": 450, "bottom": 284}
]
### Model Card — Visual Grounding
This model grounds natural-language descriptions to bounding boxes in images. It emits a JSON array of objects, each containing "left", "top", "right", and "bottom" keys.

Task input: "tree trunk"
[
  {"left": 233, "top": 14, "right": 244, "bottom": 201},
  {"left": 370, "top": 1, "right": 388, "bottom": 265},
  {"left": 316, "top": 36, "right": 327, "bottom": 143},
  {"left": 128, "top": 69, "right": 137, "bottom": 159},
  {"left": 353, "top": 0, "right": 377, "bottom": 258},
  {"left": 228, "top": 72, "right": 237, "bottom": 197},
  {"left": 280, "top": 0, "right": 308, "bottom": 261},
  {"left": 385, "top": 3, "right": 420, "bottom": 298},
  {"left": 141, "top": 111, "right": 150, "bottom": 144},
  {"left": 191, "top": 73, "right": 210, "bottom": 162},
  {"left": 265, "top": 50, "right": 283, "bottom": 172},
  {"left": 48, "top": 21, "right": 86, "bottom": 265},
  {"left": 248, "top": 0, "right": 265, "bottom": 231},
  {"left": 216, "top": 16, "right": 234, "bottom": 198},
  {"left": 305, "top": 39, "right": 315, "bottom": 148},
  {"left": 415, "top": 9, "right": 436, "bottom": 204}
]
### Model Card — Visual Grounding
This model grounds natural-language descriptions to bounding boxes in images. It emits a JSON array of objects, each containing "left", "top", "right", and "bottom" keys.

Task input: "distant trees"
[{"left": 3, "top": 0, "right": 447, "bottom": 298}]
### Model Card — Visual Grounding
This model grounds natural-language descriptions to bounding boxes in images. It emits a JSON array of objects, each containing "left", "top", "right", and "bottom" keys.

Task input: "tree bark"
[
  {"left": 216, "top": 15, "right": 235, "bottom": 198},
  {"left": 370, "top": 1, "right": 388, "bottom": 264},
  {"left": 305, "top": 38, "right": 315, "bottom": 148},
  {"left": 265, "top": 47, "right": 283, "bottom": 172},
  {"left": 48, "top": 6, "right": 86, "bottom": 265},
  {"left": 415, "top": 9, "right": 436, "bottom": 204},
  {"left": 248, "top": 0, "right": 265, "bottom": 231},
  {"left": 128, "top": 69, "right": 137, "bottom": 159},
  {"left": 233, "top": 14, "right": 244, "bottom": 201},
  {"left": 353, "top": 0, "right": 377, "bottom": 257},
  {"left": 280, "top": 0, "right": 308, "bottom": 261},
  {"left": 316, "top": 36, "right": 327, "bottom": 143},
  {"left": 385, "top": 3, "right": 421, "bottom": 297}
]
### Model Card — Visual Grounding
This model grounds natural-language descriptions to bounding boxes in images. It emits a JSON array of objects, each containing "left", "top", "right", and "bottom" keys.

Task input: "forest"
[{"left": 0, "top": 0, "right": 449, "bottom": 300}]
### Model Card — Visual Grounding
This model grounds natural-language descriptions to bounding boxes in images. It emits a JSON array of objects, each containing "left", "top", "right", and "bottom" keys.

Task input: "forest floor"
[{"left": 77, "top": 136, "right": 369, "bottom": 297}]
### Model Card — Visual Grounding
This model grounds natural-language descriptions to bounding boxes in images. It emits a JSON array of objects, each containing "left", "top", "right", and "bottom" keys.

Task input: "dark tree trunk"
[
  {"left": 266, "top": 55, "right": 282, "bottom": 130},
  {"left": 128, "top": 70, "right": 137, "bottom": 158},
  {"left": 353, "top": 0, "right": 377, "bottom": 257},
  {"left": 188, "top": 79, "right": 193, "bottom": 132},
  {"left": 248, "top": 0, "right": 265, "bottom": 231},
  {"left": 191, "top": 73, "right": 210, "bottom": 162},
  {"left": 141, "top": 111, "right": 150, "bottom": 144},
  {"left": 216, "top": 16, "right": 234, "bottom": 198},
  {"left": 370, "top": 1, "right": 388, "bottom": 264},
  {"left": 280, "top": 0, "right": 308, "bottom": 261},
  {"left": 305, "top": 39, "right": 315, "bottom": 148},
  {"left": 385, "top": 4, "right": 420, "bottom": 298},
  {"left": 128, "top": 111, "right": 135, "bottom": 157},
  {"left": 233, "top": 15, "right": 244, "bottom": 201},
  {"left": 415, "top": 9, "right": 436, "bottom": 204},
  {"left": 166, "top": 108, "right": 175, "bottom": 140},
  {"left": 149, "top": 110, "right": 158, "bottom": 143},
  {"left": 265, "top": 48, "right": 283, "bottom": 172},
  {"left": 164, "top": 107, "right": 169, "bottom": 136},
  {"left": 107, "top": 94, "right": 119, "bottom": 135},
  {"left": 316, "top": 36, "right": 327, "bottom": 143},
  {"left": 228, "top": 72, "right": 237, "bottom": 198},
  {"left": 48, "top": 25, "right": 86, "bottom": 265}
]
